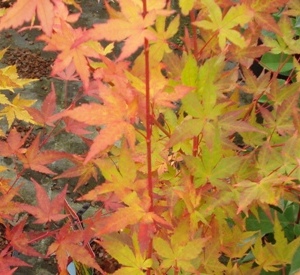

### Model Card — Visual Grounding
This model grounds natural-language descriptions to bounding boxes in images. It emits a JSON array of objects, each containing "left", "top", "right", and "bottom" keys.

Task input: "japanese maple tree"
[{"left": 0, "top": 0, "right": 300, "bottom": 274}]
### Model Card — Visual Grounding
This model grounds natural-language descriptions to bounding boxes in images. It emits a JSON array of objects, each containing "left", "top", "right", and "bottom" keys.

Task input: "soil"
[{"left": 0, "top": 1, "right": 121, "bottom": 274}]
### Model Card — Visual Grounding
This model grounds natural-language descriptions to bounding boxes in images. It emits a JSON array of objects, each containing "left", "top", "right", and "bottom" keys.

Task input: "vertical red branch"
[
  {"left": 144, "top": 36, "right": 153, "bottom": 211},
  {"left": 142, "top": 0, "right": 153, "bottom": 271},
  {"left": 190, "top": 11, "right": 199, "bottom": 167},
  {"left": 142, "top": 0, "right": 153, "bottom": 212}
]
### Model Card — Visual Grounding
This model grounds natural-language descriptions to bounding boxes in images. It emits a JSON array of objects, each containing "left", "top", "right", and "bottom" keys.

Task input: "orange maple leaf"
[
  {"left": 56, "top": 84, "right": 137, "bottom": 163},
  {"left": 88, "top": 0, "right": 161, "bottom": 60},
  {"left": 0, "top": 0, "right": 54, "bottom": 35},
  {"left": 21, "top": 179, "right": 68, "bottom": 224},
  {"left": 0, "top": 186, "right": 22, "bottom": 223},
  {"left": 38, "top": 21, "right": 100, "bottom": 88}
]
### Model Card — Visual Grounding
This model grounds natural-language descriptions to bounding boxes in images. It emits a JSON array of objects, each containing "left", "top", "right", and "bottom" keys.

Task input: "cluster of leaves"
[{"left": 0, "top": 0, "right": 300, "bottom": 274}]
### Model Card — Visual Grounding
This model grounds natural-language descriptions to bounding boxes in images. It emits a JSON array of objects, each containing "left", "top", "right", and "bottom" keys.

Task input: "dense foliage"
[{"left": 0, "top": 0, "right": 300, "bottom": 274}]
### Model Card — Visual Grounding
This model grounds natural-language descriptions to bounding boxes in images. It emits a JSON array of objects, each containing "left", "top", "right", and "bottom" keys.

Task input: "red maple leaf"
[
  {"left": 0, "top": 246, "right": 30, "bottom": 275},
  {"left": 21, "top": 179, "right": 68, "bottom": 224},
  {"left": 5, "top": 218, "right": 42, "bottom": 257}
]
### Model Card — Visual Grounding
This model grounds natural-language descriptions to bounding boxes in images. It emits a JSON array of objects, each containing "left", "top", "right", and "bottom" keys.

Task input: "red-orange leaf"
[
  {"left": 21, "top": 179, "right": 68, "bottom": 224},
  {"left": 17, "top": 133, "right": 69, "bottom": 174},
  {"left": 55, "top": 155, "right": 98, "bottom": 191},
  {"left": 0, "top": 246, "right": 30, "bottom": 275},
  {"left": 85, "top": 205, "right": 145, "bottom": 237},
  {"left": 26, "top": 83, "right": 57, "bottom": 126},
  {"left": 5, "top": 218, "right": 42, "bottom": 257},
  {"left": 0, "top": 128, "right": 29, "bottom": 157},
  {"left": 47, "top": 223, "right": 100, "bottom": 274}
]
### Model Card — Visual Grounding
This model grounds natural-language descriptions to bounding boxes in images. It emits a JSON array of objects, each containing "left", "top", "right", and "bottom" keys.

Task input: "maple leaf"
[
  {"left": 243, "top": 0, "right": 289, "bottom": 34},
  {"left": 0, "top": 0, "right": 55, "bottom": 36},
  {"left": 0, "top": 186, "right": 22, "bottom": 223},
  {"left": 85, "top": 205, "right": 145, "bottom": 237},
  {"left": 38, "top": 21, "right": 101, "bottom": 88},
  {"left": 62, "top": 117, "right": 92, "bottom": 136},
  {"left": 218, "top": 109, "right": 267, "bottom": 136},
  {"left": 0, "top": 127, "right": 29, "bottom": 157},
  {"left": 284, "top": 0, "right": 300, "bottom": 17},
  {"left": 25, "top": 83, "right": 57, "bottom": 127},
  {"left": 5, "top": 218, "right": 42, "bottom": 257},
  {"left": 56, "top": 84, "right": 137, "bottom": 163},
  {"left": 153, "top": 220, "right": 206, "bottom": 273},
  {"left": 227, "top": 27, "right": 270, "bottom": 67},
  {"left": 259, "top": 96, "right": 297, "bottom": 136},
  {"left": 79, "top": 191, "right": 124, "bottom": 212},
  {"left": 239, "top": 66, "right": 271, "bottom": 96},
  {"left": 127, "top": 66, "right": 191, "bottom": 108},
  {"left": 262, "top": 16, "right": 300, "bottom": 55},
  {"left": 235, "top": 174, "right": 286, "bottom": 214},
  {"left": 21, "top": 179, "right": 68, "bottom": 224},
  {"left": 0, "top": 49, "right": 36, "bottom": 92},
  {"left": 88, "top": 0, "right": 160, "bottom": 60},
  {"left": 0, "top": 94, "right": 36, "bottom": 128},
  {"left": 17, "top": 133, "right": 69, "bottom": 174},
  {"left": 194, "top": 0, "right": 252, "bottom": 49},
  {"left": 100, "top": 232, "right": 152, "bottom": 274},
  {"left": 252, "top": 216, "right": 300, "bottom": 271},
  {"left": 148, "top": 15, "right": 180, "bottom": 63},
  {"left": 47, "top": 222, "right": 100, "bottom": 274},
  {"left": 54, "top": 155, "right": 98, "bottom": 191},
  {"left": 0, "top": 246, "right": 30, "bottom": 275},
  {"left": 54, "top": 62, "right": 80, "bottom": 82}
]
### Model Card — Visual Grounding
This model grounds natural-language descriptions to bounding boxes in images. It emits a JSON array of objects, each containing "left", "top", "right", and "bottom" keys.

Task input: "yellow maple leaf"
[
  {"left": 0, "top": 94, "right": 36, "bottom": 127},
  {"left": 0, "top": 49, "right": 37, "bottom": 92},
  {"left": 194, "top": 0, "right": 252, "bottom": 49}
]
